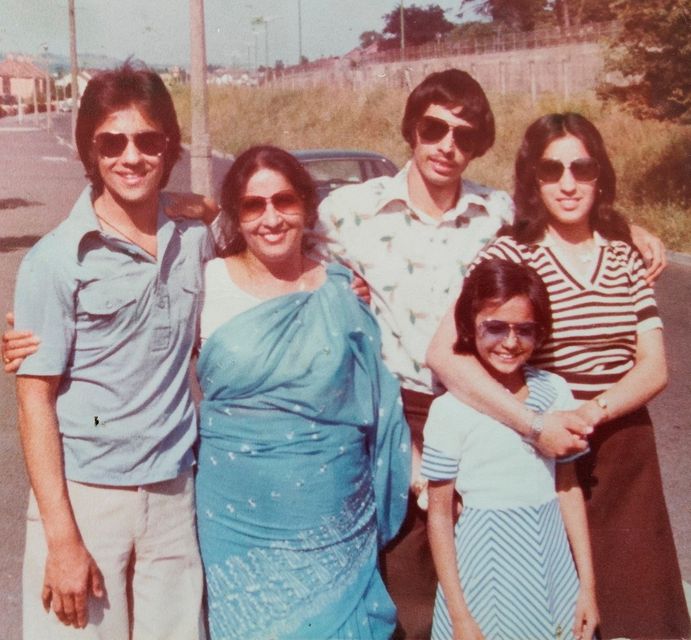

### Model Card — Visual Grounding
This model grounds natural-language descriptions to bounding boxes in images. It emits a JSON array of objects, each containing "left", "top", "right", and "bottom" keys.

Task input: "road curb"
[{"left": 668, "top": 250, "right": 691, "bottom": 266}]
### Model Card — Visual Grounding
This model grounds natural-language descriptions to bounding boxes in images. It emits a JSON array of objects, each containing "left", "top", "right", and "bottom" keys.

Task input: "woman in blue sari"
[{"left": 195, "top": 146, "right": 411, "bottom": 640}]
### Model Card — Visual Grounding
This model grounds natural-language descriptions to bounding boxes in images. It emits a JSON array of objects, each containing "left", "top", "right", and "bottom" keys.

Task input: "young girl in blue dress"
[{"left": 422, "top": 258, "right": 598, "bottom": 640}]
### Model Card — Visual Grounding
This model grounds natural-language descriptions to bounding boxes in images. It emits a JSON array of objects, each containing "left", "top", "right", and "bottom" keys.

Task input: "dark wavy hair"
[
  {"left": 453, "top": 259, "right": 552, "bottom": 355},
  {"left": 509, "top": 112, "right": 631, "bottom": 244},
  {"left": 75, "top": 61, "right": 182, "bottom": 194},
  {"left": 217, "top": 145, "right": 318, "bottom": 256},
  {"left": 401, "top": 68, "right": 495, "bottom": 158}
]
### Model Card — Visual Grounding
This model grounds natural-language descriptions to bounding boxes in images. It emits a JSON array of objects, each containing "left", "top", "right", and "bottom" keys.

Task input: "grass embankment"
[{"left": 172, "top": 84, "right": 691, "bottom": 252}]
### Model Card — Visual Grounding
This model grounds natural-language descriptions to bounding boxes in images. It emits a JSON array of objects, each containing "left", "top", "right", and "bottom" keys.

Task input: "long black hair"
[{"left": 509, "top": 112, "right": 630, "bottom": 244}]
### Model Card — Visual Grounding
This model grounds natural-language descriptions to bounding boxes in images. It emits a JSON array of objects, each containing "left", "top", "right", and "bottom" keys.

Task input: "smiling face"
[
  {"left": 93, "top": 104, "right": 165, "bottom": 211},
  {"left": 539, "top": 134, "right": 597, "bottom": 235},
  {"left": 411, "top": 103, "right": 475, "bottom": 191},
  {"left": 238, "top": 168, "right": 306, "bottom": 267},
  {"left": 474, "top": 295, "right": 537, "bottom": 386}
]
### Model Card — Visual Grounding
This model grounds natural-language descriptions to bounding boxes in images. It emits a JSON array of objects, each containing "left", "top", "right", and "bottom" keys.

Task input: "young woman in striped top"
[
  {"left": 428, "top": 112, "right": 689, "bottom": 639},
  {"left": 423, "top": 258, "right": 598, "bottom": 640}
]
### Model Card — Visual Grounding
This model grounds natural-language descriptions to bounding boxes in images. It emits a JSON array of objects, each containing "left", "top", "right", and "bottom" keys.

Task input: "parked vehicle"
[
  {"left": 0, "top": 94, "right": 18, "bottom": 116},
  {"left": 291, "top": 149, "right": 398, "bottom": 201}
]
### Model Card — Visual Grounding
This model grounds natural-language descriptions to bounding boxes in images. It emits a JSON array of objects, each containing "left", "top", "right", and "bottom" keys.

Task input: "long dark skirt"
[{"left": 576, "top": 406, "right": 690, "bottom": 639}]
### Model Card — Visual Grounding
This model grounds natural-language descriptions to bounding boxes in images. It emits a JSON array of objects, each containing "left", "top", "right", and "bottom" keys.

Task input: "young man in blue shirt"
[{"left": 14, "top": 64, "right": 211, "bottom": 639}]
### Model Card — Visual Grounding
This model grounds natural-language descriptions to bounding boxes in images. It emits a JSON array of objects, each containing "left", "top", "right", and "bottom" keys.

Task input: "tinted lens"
[
  {"left": 238, "top": 191, "right": 303, "bottom": 221},
  {"left": 93, "top": 132, "right": 167, "bottom": 157},
  {"left": 570, "top": 157, "right": 600, "bottom": 182},
  {"left": 93, "top": 133, "right": 128, "bottom": 157},
  {"left": 238, "top": 196, "right": 267, "bottom": 219},
  {"left": 416, "top": 116, "right": 449, "bottom": 144},
  {"left": 271, "top": 191, "right": 303, "bottom": 213},
  {"left": 479, "top": 320, "right": 540, "bottom": 343},
  {"left": 535, "top": 158, "right": 565, "bottom": 183},
  {"left": 133, "top": 131, "right": 168, "bottom": 156},
  {"left": 417, "top": 116, "right": 477, "bottom": 153},
  {"left": 513, "top": 322, "right": 540, "bottom": 341},
  {"left": 451, "top": 127, "right": 479, "bottom": 153},
  {"left": 536, "top": 157, "right": 600, "bottom": 183}
]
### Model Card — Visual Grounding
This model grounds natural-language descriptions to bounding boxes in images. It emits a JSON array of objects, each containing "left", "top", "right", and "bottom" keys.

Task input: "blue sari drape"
[{"left": 196, "top": 263, "right": 410, "bottom": 640}]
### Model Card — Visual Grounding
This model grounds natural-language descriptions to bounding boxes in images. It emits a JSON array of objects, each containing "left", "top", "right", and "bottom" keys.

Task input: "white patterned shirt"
[{"left": 313, "top": 162, "right": 514, "bottom": 394}]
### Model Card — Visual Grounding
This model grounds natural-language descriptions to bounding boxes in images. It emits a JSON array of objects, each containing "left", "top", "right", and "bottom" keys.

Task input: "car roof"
[{"left": 291, "top": 149, "right": 392, "bottom": 161}]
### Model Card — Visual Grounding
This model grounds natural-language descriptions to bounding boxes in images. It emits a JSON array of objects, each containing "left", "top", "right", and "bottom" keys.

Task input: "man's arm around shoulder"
[{"left": 17, "top": 375, "right": 103, "bottom": 629}]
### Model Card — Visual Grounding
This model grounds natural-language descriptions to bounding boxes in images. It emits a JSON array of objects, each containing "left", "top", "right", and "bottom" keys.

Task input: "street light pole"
[
  {"left": 189, "top": 0, "right": 212, "bottom": 197},
  {"left": 41, "top": 43, "right": 52, "bottom": 132}
]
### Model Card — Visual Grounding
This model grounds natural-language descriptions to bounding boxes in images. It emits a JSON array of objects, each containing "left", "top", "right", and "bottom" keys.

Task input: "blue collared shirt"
[{"left": 15, "top": 187, "right": 214, "bottom": 485}]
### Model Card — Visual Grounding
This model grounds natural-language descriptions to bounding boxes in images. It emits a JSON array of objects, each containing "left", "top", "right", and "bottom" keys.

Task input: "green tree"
[
  {"left": 553, "top": 0, "right": 614, "bottom": 28},
  {"left": 600, "top": 0, "right": 690, "bottom": 123},
  {"left": 359, "top": 30, "right": 383, "bottom": 49},
  {"left": 459, "top": 0, "right": 545, "bottom": 31},
  {"left": 459, "top": 0, "right": 614, "bottom": 30},
  {"left": 380, "top": 3, "right": 455, "bottom": 50}
]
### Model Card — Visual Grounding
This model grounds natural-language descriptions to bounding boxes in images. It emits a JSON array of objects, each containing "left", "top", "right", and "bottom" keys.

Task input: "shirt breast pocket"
[
  {"left": 173, "top": 256, "right": 203, "bottom": 325},
  {"left": 76, "top": 280, "right": 138, "bottom": 343}
]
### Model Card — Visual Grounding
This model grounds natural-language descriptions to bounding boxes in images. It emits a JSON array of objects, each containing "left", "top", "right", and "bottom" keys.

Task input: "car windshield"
[{"left": 303, "top": 159, "right": 364, "bottom": 186}]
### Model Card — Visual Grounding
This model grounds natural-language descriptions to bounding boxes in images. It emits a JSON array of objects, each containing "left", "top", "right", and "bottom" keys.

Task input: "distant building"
[
  {"left": 54, "top": 69, "right": 93, "bottom": 100},
  {"left": 0, "top": 55, "right": 51, "bottom": 101}
]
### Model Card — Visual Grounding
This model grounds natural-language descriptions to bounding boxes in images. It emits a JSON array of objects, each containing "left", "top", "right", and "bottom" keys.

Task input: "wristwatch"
[
  {"left": 595, "top": 395, "right": 609, "bottom": 417},
  {"left": 526, "top": 411, "right": 544, "bottom": 443}
]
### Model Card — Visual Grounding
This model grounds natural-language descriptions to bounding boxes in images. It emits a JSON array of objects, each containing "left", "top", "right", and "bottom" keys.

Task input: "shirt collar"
[
  {"left": 536, "top": 230, "right": 609, "bottom": 248},
  {"left": 67, "top": 186, "right": 181, "bottom": 263},
  {"left": 373, "top": 161, "right": 495, "bottom": 225}
]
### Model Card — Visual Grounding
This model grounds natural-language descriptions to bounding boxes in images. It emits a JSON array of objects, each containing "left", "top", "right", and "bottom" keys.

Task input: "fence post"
[{"left": 561, "top": 58, "right": 569, "bottom": 101}]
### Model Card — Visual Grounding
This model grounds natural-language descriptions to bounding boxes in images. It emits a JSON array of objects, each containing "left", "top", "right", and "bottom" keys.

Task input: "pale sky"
[{"left": 0, "top": 0, "right": 462, "bottom": 68}]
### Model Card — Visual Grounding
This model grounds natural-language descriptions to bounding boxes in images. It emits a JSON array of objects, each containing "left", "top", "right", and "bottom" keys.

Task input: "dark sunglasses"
[
  {"left": 416, "top": 115, "right": 480, "bottom": 153},
  {"left": 238, "top": 190, "right": 304, "bottom": 222},
  {"left": 535, "top": 157, "right": 600, "bottom": 183},
  {"left": 92, "top": 131, "right": 168, "bottom": 158},
  {"left": 477, "top": 320, "right": 542, "bottom": 344}
]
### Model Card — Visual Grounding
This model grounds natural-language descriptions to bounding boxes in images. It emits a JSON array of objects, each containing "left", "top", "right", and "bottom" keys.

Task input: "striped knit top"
[{"left": 472, "top": 234, "right": 663, "bottom": 400}]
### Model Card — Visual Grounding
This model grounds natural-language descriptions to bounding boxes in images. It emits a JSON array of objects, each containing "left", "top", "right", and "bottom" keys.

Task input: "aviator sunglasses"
[
  {"left": 416, "top": 115, "right": 480, "bottom": 153},
  {"left": 238, "top": 190, "right": 304, "bottom": 222},
  {"left": 477, "top": 320, "right": 542, "bottom": 344},
  {"left": 535, "top": 157, "right": 600, "bottom": 183},
  {"left": 92, "top": 131, "right": 169, "bottom": 158}
]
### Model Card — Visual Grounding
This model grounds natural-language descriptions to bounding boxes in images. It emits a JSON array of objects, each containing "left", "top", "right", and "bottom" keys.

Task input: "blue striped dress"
[{"left": 422, "top": 367, "right": 583, "bottom": 640}]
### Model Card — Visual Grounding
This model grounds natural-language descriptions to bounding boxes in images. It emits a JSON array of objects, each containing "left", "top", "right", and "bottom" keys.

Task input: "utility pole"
[
  {"left": 189, "top": 0, "right": 213, "bottom": 197},
  {"left": 400, "top": 1, "right": 405, "bottom": 61},
  {"left": 68, "top": 0, "right": 79, "bottom": 144},
  {"left": 297, "top": 0, "right": 303, "bottom": 63}
]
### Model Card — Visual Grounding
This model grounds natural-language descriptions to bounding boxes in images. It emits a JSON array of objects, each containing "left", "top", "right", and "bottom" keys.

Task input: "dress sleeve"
[
  {"left": 14, "top": 243, "right": 75, "bottom": 376},
  {"left": 468, "top": 236, "right": 526, "bottom": 276},
  {"left": 627, "top": 246, "right": 663, "bottom": 334},
  {"left": 421, "top": 396, "right": 466, "bottom": 481}
]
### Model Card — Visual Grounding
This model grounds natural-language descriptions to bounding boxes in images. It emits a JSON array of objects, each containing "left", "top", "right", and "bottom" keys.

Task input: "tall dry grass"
[{"left": 172, "top": 85, "right": 691, "bottom": 252}]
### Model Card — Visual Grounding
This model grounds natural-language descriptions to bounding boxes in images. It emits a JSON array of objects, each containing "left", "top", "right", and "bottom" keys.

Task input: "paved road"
[{"left": 1, "top": 114, "right": 688, "bottom": 637}]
